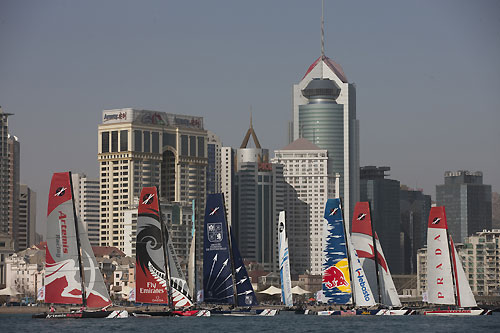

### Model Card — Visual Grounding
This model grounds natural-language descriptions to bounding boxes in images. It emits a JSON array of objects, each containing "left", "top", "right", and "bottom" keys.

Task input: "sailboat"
[
  {"left": 317, "top": 198, "right": 378, "bottom": 315},
  {"left": 351, "top": 202, "right": 414, "bottom": 315},
  {"left": 278, "top": 211, "right": 293, "bottom": 307},
  {"left": 33, "top": 172, "right": 127, "bottom": 319},
  {"left": 423, "top": 206, "right": 491, "bottom": 316},
  {"left": 203, "top": 193, "right": 277, "bottom": 316},
  {"left": 133, "top": 186, "right": 209, "bottom": 317}
]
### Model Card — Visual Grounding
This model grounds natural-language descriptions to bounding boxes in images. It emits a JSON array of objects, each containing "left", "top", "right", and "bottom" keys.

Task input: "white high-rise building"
[
  {"left": 292, "top": 56, "right": 359, "bottom": 226},
  {"left": 206, "top": 130, "right": 221, "bottom": 194},
  {"left": 17, "top": 185, "right": 36, "bottom": 250},
  {"left": 221, "top": 147, "right": 234, "bottom": 227},
  {"left": 71, "top": 173, "right": 100, "bottom": 246},
  {"left": 98, "top": 108, "right": 207, "bottom": 254},
  {"left": 272, "top": 138, "right": 338, "bottom": 275}
]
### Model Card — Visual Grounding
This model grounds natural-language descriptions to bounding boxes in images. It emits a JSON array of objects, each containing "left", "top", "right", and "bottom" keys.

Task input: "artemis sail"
[{"left": 278, "top": 211, "right": 293, "bottom": 307}]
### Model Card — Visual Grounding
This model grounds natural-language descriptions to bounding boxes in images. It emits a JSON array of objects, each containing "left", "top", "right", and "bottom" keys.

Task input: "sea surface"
[{"left": 1, "top": 312, "right": 499, "bottom": 333}]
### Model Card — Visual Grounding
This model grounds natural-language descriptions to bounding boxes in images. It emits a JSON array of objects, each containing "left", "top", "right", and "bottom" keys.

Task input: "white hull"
[{"left": 424, "top": 309, "right": 491, "bottom": 316}]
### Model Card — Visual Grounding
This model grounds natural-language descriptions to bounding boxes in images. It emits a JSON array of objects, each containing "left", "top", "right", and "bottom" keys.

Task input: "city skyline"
[{"left": 1, "top": 1, "right": 499, "bottom": 236}]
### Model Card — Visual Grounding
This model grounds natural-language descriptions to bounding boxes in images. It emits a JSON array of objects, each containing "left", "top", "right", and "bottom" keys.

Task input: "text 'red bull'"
[{"left": 323, "top": 266, "right": 349, "bottom": 289}]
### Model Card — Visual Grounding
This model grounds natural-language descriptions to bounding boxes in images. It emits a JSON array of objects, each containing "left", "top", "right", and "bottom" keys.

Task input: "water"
[{"left": 1, "top": 312, "right": 499, "bottom": 333}]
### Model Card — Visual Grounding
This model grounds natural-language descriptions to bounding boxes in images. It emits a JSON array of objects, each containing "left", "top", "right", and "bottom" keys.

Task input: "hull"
[
  {"left": 316, "top": 309, "right": 415, "bottom": 316},
  {"left": 132, "top": 309, "right": 210, "bottom": 317},
  {"left": 424, "top": 309, "right": 492, "bottom": 316},
  {"left": 210, "top": 308, "right": 278, "bottom": 316},
  {"left": 33, "top": 310, "right": 128, "bottom": 319}
]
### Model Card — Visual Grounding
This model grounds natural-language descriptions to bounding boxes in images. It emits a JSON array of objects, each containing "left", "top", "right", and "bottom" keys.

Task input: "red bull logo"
[{"left": 323, "top": 265, "right": 349, "bottom": 289}]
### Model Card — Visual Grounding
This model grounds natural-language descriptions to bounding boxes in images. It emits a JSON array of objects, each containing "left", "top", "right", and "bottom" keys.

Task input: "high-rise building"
[
  {"left": 226, "top": 120, "right": 284, "bottom": 272},
  {"left": 71, "top": 173, "right": 100, "bottom": 246},
  {"left": 292, "top": 59, "right": 359, "bottom": 225},
  {"left": 400, "top": 186, "right": 431, "bottom": 274},
  {"left": 17, "top": 185, "right": 36, "bottom": 251},
  {"left": 206, "top": 130, "right": 221, "bottom": 194},
  {"left": 360, "top": 166, "right": 402, "bottom": 274},
  {"left": 98, "top": 108, "right": 207, "bottom": 254},
  {"left": 436, "top": 171, "right": 492, "bottom": 243},
  {"left": 0, "top": 107, "right": 16, "bottom": 286},
  {"left": 272, "top": 138, "right": 339, "bottom": 275},
  {"left": 7, "top": 134, "right": 20, "bottom": 251}
]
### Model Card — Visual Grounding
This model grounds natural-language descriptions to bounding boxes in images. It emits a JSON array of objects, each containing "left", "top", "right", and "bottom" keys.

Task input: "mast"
[
  {"left": 68, "top": 171, "right": 87, "bottom": 307},
  {"left": 369, "top": 202, "right": 382, "bottom": 304},
  {"left": 189, "top": 199, "right": 197, "bottom": 301},
  {"left": 224, "top": 193, "right": 238, "bottom": 305},
  {"left": 159, "top": 192, "right": 173, "bottom": 308},
  {"left": 448, "top": 232, "right": 460, "bottom": 307}
]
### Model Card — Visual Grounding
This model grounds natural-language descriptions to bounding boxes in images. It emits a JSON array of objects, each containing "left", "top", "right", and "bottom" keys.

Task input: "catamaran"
[
  {"left": 350, "top": 202, "right": 414, "bottom": 315},
  {"left": 278, "top": 211, "right": 293, "bottom": 307},
  {"left": 133, "top": 186, "right": 209, "bottom": 317},
  {"left": 317, "top": 198, "right": 379, "bottom": 315},
  {"left": 423, "top": 206, "right": 491, "bottom": 316},
  {"left": 203, "top": 193, "right": 277, "bottom": 316},
  {"left": 33, "top": 172, "right": 127, "bottom": 319}
]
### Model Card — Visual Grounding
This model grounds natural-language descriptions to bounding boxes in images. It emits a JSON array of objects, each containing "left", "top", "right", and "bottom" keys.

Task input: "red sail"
[{"left": 135, "top": 187, "right": 169, "bottom": 304}]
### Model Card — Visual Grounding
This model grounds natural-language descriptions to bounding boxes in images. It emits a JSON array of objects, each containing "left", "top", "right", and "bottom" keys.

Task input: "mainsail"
[
  {"left": 203, "top": 193, "right": 258, "bottom": 306},
  {"left": 449, "top": 236, "right": 477, "bottom": 308},
  {"left": 135, "top": 187, "right": 193, "bottom": 307},
  {"left": 278, "top": 211, "right": 293, "bottom": 307},
  {"left": 351, "top": 202, "right": 401, "bottom": 307},
  {"left": 346, "top": 231, "right": 376, "bottom": 307},
  {"left": 322, "top": 198, "right": 352, "bottom": 304},
  {"left": 426, "top": 207, "right": 455, "bottom": 305},
  {"left": 45, "top": 172, "right": 111, "bottom": 308}
]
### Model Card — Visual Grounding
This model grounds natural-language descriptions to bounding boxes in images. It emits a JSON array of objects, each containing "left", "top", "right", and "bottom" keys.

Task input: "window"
[
  {"left": 198, "top": 136, "right": 205, "bottom": 157},
  {"left": 120, "top": 130, "right": 128, "bottom": 151},
  {"left": 111, "top": 131, "right": 118, "bottom": 152},
  {"left": 163, "top": 132, "right": 176, "bottom": 148},
  {"left": 134, "top": 130, "right": 142, "bottom": 152},
  {"left": 152, "top": 132, "right": 159, "bottom": 153},
  {"left": 181, "top": 135, "right": 188, "bottom": 155},
  {"left": 143, "top": 131, "right": 151, "bottom": 152},
  {"left": 101, "top": 132, "right": 109, "bottom": 153},
  {"left": 189, "top": 136, "right": 196, "bottom": 157}
]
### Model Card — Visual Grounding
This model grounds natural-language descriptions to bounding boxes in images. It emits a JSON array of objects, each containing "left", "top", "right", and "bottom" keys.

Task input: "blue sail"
[
  {"left": 322, "top": 198, "right": 352, "bottom": 304},
  {"left": 230, "top": 230, "right": 258, "bottom": 306},
  {"left": 203, "top": 194, "right": 235, "bottom": 304}
]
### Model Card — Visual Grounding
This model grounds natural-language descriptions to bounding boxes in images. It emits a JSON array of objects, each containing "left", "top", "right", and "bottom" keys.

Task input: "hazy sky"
[{"left": 1, "top": 0, "right": 499, "bottom": 235}]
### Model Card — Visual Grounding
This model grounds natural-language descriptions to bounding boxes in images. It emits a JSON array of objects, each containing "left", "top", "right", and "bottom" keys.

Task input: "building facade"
[
  {"left": 98, "top": 108, "right": 207, "bottom": 255},
  {"left": 360, "top": 166, "right": 402, "bottom": 274},
  {"left": 436, "top": 170, "right": 492, "bottom": 243},
  {"left": 72, "top": 173, "right": 100, "bottom": 246},
  {"left": 400, "top": 186, "right": 431, "bottom": 274},
  {"left": 272, "top": 138, "right": 338, "bottom": 275},
  {"left": 206, "top": 130, "right": 221, "bottom": 195},
  {"left": 17, "top": 185, "right": 36, "bottom": 251},
  {"left": 292, "top": 56, "right": 359, "bottom": 225}
]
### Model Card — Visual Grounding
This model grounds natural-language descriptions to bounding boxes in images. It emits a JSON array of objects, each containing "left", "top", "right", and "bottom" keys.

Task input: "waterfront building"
[
  {"left": 272, "top": 138, "right": 338, "bottom": 275},
  {"left": 71, "top": 173, "right": 100, "bottom": 246},
  {"left": 17, "top": 185, "right": 36, "bottom": 251},
  {"left": 360, "top": 166, "right": 402, "bottom": 274},
  {"left": 206, "top": 130, "right": 221, "bottom": 194},
  {"left": 400, "top": 186, "right": 431, "bottom": 274},
  {"left": 436, "top": 170, "right": 492, "bottom": 243},
  {"left": 97, "top": 108, "right": 207, "bottom": 255}
]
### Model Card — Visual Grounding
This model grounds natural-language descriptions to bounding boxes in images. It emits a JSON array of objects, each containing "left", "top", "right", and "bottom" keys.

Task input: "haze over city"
[{"left": 1, "top": 0, "right": 499, "bottom": 236}]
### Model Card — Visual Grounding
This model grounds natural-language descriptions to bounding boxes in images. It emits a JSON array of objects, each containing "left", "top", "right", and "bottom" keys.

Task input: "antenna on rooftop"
[{"left": 321, "top": 0, "right": 325, "bottom": 78}]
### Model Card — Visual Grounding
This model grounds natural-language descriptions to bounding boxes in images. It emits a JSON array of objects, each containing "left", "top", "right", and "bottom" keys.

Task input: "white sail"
[
  {"left": 427, "top": 207, "right": 455, "bottom": 305},
  {"left": 346, "top": 231, "right": 376, "bottom": 307},
  {"left": 278, "top": 211, "right": 293, "bottom": 307},
  {"left": 450, "top": 236, "right": 476, "bottom": 308},
  {"left": 375, "top": 237, "right": 401, "bottom": 307}
]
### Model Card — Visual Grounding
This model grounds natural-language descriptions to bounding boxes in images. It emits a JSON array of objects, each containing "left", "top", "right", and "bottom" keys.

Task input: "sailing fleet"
[{"left": 33, "top": 171, "right": 492, "bottom": 319}]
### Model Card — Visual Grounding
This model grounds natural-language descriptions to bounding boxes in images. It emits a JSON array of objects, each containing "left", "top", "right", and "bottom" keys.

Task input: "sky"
[{"left": 1, "top": 0, "right": 499, "bottom": 236}]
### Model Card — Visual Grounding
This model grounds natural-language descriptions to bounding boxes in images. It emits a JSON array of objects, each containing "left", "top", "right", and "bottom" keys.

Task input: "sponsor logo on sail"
[
  {"left": 58, "top": 211, "right": 69, "bottom": 254},
  {"left": 279, "top": 222, "right": 284, "bottom": 233},
  {"left": 209, "top": 207, "right": 219, "bottom": 216},
  {"left": 323, "top": 266, "right": 349, "bottom": 289},
  {"left": 142, "top": 193, "right": 154, "bottom": 205},
  {"left": 207, "top": 223, "right": 223, "bottom": 242},
  {"left": 355, "top": 268, "right": 371, "bottom": 301},
  {"left": 55, "top": 187, "right": 66, "bottom": 197},
  {"left": 432, "top": 217, "right": 441, "bottom": 224},
  {"left": 329, "top": 208, "right": 338, "bottom": 216},
  {"left": 357, "top": 213, "right": 366, "bottom": 221}
]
